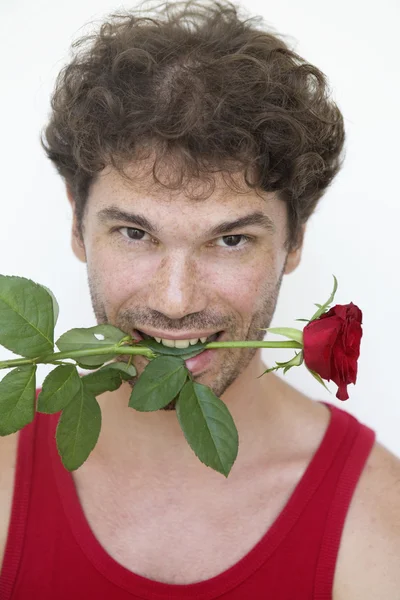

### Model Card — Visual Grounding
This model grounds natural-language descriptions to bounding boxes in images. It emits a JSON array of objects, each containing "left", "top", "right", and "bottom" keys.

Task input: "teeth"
[
  {"left": 157, "top": 337, "right": 209, "bottom": 348},
  {"left": 160, "top": 338, "right": 199, "bottom": 348},
  {"left": 145, "top": 334, "right": 217, "bottom": 348},
  {"left": 174, "top": 340, "right": 191, "bottom": 349}
]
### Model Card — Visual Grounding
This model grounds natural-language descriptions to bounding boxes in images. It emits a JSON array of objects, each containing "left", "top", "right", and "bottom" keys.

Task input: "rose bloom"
[{"left": 302, "top": 302, "right": 363, "bottom": 401}]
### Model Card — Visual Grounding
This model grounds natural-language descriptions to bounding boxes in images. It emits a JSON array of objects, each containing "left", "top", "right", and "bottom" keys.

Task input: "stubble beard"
[{"left": 86, "top": 264, "right": 286, "bottom": 411}]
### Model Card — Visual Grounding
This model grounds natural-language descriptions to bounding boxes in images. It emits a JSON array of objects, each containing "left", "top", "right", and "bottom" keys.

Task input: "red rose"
[{"left": 302, "top": 302, "right": 363, "bottom": 401}]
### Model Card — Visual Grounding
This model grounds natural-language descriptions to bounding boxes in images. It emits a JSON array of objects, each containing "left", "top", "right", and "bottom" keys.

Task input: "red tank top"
[{"left": 0, "top": 395, "right": 375, "bottom": 600}]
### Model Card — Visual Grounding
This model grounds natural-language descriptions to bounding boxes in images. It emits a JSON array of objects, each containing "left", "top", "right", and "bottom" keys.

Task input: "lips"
[
  {"left": 130, "top": 329, "right": 226, "bottom": 376},
  {"left": 133, "top": 329, "right": 222, "bottom": 349}
]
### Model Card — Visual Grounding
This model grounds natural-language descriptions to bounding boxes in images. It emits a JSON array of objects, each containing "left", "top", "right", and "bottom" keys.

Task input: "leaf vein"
[{"left": 0, "top": 295, "right": 53, "bottom": 346}]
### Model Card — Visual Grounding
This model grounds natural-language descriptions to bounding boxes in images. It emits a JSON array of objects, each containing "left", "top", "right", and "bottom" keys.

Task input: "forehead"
[{"left": 86, "top": 161, "right": 288, "bottom": 236}]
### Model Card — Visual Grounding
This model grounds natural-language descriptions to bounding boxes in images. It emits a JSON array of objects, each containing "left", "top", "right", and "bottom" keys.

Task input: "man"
[{"left": 1, "top": 1, "right": 399, "bottom": 598}]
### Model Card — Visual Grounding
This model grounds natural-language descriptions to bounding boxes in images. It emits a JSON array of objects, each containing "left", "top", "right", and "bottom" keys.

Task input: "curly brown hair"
[{"left": 41, "top": 0, "right": 345, "bottom": 253}]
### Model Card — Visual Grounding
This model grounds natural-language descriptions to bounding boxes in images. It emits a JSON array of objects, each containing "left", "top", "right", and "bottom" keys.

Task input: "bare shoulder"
[
  {"left": 333, "top": 438, "right": 400, "bottom": 600},
  {"left": 0, "top": 432, "right": 19, "bottom": 572}
]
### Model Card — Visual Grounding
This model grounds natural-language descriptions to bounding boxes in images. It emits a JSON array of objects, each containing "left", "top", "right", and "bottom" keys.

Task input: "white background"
[{"left": 1, "top": 0, "right": 399, "bottom": 456}]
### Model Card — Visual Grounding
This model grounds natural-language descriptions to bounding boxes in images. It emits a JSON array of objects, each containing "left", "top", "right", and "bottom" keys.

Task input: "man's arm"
[{"left": 333, "top": 438, "right": 400, "bottom": 599}]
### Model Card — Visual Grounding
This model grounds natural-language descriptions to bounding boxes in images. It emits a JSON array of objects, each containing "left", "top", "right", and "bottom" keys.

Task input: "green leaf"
[
  {"left": 104, "top": 361, "right": 137, "bottom": 379},
  {"left": 134, "top": 338, "right": 206, "bottom": 359},
  {"left": 258, "top": 351, "right": 304, "bottom": 378},
  {"left": 81, "top": 369, "right": 121, "bottom": 396},
  {"left": 0, "top": 365, "right": 37, "bottom": 435},
  {"left": 261, "top": 327, "right": 304, "bottom": 344},
  {"left": 0, "top": 275, "right": 54, "bottom": 358},
  {"left": 176, "top": 381, "right": 239, "bottom": 478},
  {"left": 309, "top": 275, "right": 338, "bottom": 322},
  {"left": 283, "top": 351, "right": 304, "bottom": 374},
  {"left": 40, "top": 284, "right": 60, "bottom": 328},
  {"left": 56, "top": 386, "right": 102, "bottom": 471},
  {"left": 37, "top": 365, "right": 82, "bottom": 414},
  {"left": 56, "top": 324, "right": 128, "bottom": 367},
  {"left": 258, "top": 364, "right": 280, "bottom": 376},
  {"left": 295, "top": 319, "right": 310, "bottom": 323},
  {"left": 305, "top": 366, "right": 332, "bottom": 394},
  {"left": 129, "top": 356, "right": 187, "bottom": 411},
  {"left": 75, "top": 360, "right": 107, "bottom": 370},
  {"left": 81, "top": 361, "right": 136, "bottom": 396}
]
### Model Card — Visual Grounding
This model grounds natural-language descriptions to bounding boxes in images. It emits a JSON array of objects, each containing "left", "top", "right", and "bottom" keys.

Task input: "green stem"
[
  {"left": 39, "top": 346, "right": 156, "bottom": 363},
  {"left": 0, "top": 345, "right": 156, "bottom": 370},
  {"left": 205, "top": 340, "right": 303, "bottom": 350},
  {"left": 0, "top": 356, "right": 36, "bottom": 369},
  {"left": 0, "top": 339, "right": 302, "bottom": 371}
]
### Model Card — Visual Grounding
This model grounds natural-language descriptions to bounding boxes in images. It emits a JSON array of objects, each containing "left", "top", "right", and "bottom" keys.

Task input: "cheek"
[
  {"left": 87, "top": 244, "right": 159, "bottom": 303},
  {"left": 203, "top": 256, "right": 273, "bottom": 312}
]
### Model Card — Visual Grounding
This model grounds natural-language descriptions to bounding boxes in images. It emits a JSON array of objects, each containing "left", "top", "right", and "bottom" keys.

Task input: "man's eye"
[
  {"left": 115, "top": 228, "right": 251, "bottom": 249},
  {"left": 215, "top": 235, "right": 251, "bottom": 249},
  {"left": 119, "top": 227, "right": 149, "bottom": 241}
]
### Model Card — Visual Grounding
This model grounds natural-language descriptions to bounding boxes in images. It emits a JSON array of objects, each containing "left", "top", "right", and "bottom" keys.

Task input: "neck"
[{"left": 91, "top": 351, "right": 289, "bottom": 482}]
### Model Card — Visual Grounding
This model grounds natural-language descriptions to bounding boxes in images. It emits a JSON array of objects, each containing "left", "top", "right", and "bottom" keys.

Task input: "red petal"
[{"left": 303, "top": 316, "right": 342, "bottom": 380}]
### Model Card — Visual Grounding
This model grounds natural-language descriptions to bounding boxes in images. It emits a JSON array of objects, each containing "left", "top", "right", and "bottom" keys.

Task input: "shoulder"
[
  {"left": 333, "top": 437, "right": 400, "bottom": 600},
  {"left": 0, "top": 431, "right": 19, "bottom": 571},
  {"left": 0, "top": 431, "right": 19, "bottom": 503}
]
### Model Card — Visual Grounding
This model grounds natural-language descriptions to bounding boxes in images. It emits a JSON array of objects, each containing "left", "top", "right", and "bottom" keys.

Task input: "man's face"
[{"left": 70, "top": 161, "right": 302, "bottom": 408}]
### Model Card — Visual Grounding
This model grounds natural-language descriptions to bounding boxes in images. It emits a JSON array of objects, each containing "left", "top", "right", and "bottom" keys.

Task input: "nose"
[{"left": 146, "top": 252, "right": 208, "bottom": 320}]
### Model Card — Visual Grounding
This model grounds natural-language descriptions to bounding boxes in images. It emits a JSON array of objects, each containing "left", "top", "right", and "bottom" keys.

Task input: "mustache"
[{"left": 115, "top": 308, "right": 235, "bottom": 333}]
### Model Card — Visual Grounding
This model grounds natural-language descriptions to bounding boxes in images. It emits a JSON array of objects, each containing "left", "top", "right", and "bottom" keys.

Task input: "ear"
[
  {"left": 284, "top": 224, "right": 306, "bottom": 275},
  {"left": 66, "top": 184, "right": 87, "bottom": 263}
]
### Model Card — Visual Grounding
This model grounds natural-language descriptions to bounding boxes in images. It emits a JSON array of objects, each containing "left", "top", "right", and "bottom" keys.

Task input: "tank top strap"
[{"left": 314, "top": 404, "right": 376, "bottom": 599}]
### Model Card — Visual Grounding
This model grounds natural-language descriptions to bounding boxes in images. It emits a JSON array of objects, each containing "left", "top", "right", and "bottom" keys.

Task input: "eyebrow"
[
  {"left": 96, "top": 206, "right": 276, "bottom": 236},
  {"left": 97, "top": 207, "right": 160, "bottom": 233}
]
